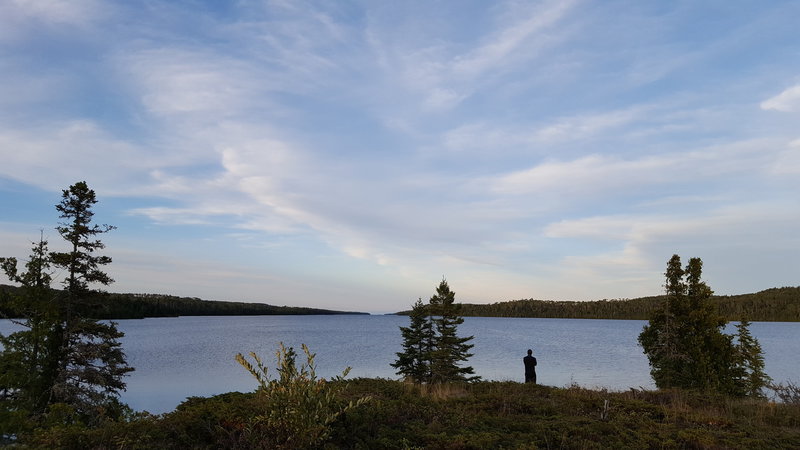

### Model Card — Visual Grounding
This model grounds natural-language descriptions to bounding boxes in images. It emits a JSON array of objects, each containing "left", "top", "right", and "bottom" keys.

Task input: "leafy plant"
[{"left": 235, "top": 343, "right": 370, "bottom": 449}]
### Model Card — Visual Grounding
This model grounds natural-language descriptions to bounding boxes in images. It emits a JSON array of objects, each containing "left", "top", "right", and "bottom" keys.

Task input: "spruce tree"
[
  {"left": 428, "top": 279, "right": 479, "bottom": 383},
  {"left": 638, "top": 255, "right": 687, "bottom": 388},
  {"left": 681, "top": 257, "right": 738, "bottom": 393},
  {"left": 639, "top": 255, "right": 768, "bottom": 397},
  {"left": 391, "top": 298, "right": 434, "bottom": 382},
  {"left": 48, "top": 181, "right": 133, "bottom": 415},
  {"left": 392, "top": 280, "right": 479, "bottom": 383},
  {"left": 734, "top": 319, "right": 771, "bottom": 398},
  {"left": 0, "top": 182, "right": 132, "bottom": 432},
  {"left": 0, "top": 236, "right": 60, "bottom": 423}
]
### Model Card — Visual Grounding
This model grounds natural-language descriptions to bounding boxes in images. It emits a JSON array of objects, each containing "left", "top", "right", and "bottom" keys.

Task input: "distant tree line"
[
  {"left": 0, "top": 286, "right": 366, "bottom": 319},
  {"left": 419, "top": 287, "right": 800, "bottom": 322}
]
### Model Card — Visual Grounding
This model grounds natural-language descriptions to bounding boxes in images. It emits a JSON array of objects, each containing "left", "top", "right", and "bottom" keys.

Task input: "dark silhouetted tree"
[
  {"left": 391, "top": 298, "right": 434, "bottom": 382},
  {"left": 734, "top": 319, "right": 771, "bottom": 398},
  {"left": 0, "top": 182, "right": 132, "bottom": 435},
  {"left": 639, "top": 255, "right": 768, "bottom": 397},
  {"left": 638, "top": 255, "right": 687, "bottom": 387},
  {"left": 428, "top": 279, "right": 478, "bottom": 383},
  {"left": 393, "top": 280, "right": 478, "bottom": 383},
  {"left": 1, "top": 235, "right": 60, "bottom": 428}
]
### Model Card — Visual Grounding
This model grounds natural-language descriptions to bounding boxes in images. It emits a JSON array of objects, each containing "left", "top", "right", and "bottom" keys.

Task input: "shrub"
[
  {"left": 235, "top": 343, "right": 370, "bottom": 449},
  {"left": 771, "top": 381, "right": 800, "bottom": 405}
]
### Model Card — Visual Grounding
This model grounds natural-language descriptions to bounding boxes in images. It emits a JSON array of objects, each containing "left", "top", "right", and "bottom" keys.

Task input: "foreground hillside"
[
  {"left": 0, "top": 285, "right": 367, "bottom": 319},
  {"left": 455, "top": 287, "right": 800, "bottom": 322},
  {"left": 21, "top": 379, "right": 800, "bottom": 449}
]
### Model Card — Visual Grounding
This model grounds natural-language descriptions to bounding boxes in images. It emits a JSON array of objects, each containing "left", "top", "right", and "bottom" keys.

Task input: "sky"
[{"left": 0, "top": 0, "right": 798, "bottom": 313}]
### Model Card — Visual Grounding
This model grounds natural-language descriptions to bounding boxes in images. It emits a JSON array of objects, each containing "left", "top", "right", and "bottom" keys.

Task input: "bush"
[
  {"left": 771, "top": 381, "right": 800, "bottom": 405},
  {"left": 235, "top": 343, "right": 370, "bottom": 449}
]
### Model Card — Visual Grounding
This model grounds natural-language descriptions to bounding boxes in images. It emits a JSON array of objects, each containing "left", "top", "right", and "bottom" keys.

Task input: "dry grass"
[{"left": 403, "top": 381, "right": 471, "bottom": 400}]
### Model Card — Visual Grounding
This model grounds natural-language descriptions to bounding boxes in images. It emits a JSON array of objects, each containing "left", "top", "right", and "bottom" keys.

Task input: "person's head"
[{"left": 527, "top": 349, "right": 532, "bottom": 356}]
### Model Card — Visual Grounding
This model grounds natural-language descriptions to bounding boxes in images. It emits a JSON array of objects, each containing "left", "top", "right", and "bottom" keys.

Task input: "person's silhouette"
[{"left": 523, "top": 349, "right": 537, "bottom": 384}]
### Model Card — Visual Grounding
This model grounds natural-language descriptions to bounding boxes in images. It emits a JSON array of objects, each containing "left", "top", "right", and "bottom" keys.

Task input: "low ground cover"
[{"left": 19, "top": 379, "right": 800, "bottom": 449}]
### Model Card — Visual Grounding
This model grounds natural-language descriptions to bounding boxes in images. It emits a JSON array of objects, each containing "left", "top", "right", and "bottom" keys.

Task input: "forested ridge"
[
  {"left": 0, "top": 284, "right": 367, "bottom": 319},
  {"left": 403, "top": 287, "right": 800, "bottom": 322}
]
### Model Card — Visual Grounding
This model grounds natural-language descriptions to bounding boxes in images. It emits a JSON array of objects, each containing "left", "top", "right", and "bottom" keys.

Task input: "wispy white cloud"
[
  {"left": 0, "top": 121, "right": 156, "bottom": 194},
  {"left": 544, "top": 215, "right": 639, "bottom": 241},
  {"left": 0, "top": 0, "right": 104, "bottom": 33},
  {"left": 451, "top": 0, "right": 577, "bottom": 79},
  {"left": 443, "top": 105, "right": 649, "bottom": 155},
  {"left": 770, "top": 138, "right": 800, "bottom": 175},
  {"left": 533, "top": 107, "right": 646, "bottom": 143},
  {"left": 366, "top": 0, "right": 578, "bottom": 112},
  {"left": 761, "top": 84, "right": 800, "bottom": 112},
  {"left": 120, "top": 49, "right": 273, "bottom": 119},
  {"left": 489, "top": 138, "right": 782, "bottom": 196}
]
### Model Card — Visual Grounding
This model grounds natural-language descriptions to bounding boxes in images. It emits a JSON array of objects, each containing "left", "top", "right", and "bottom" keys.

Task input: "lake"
[{"left": 2, "top": 316, "right": 798, "bottom": 414}]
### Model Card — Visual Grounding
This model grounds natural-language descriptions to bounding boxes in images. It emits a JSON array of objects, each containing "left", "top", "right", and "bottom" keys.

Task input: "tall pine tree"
[
  {"left": 49, "top": 181, "right": 133, "bottom": 415},
  {"left": 391, "top": 298, "right": 434, "bottom": 383},
  {"left": 1, "top": 235, "right": 60, "bottom": 426},
  {"left": 733, "top": 319, "right": 771, "bottom": 398},
  {"left": 429, "top": 279, "right": 478, "bottom": 383},
  {"left": 393, "top": 280, "right": 478, "bottom": 383},
  {"left": 0, "top": 182, "right": 132, "bottom": 433}
]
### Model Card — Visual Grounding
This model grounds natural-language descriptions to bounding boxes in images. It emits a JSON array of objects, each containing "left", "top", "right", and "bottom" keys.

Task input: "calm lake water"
[{"left": 2, "top": 316, "right": 798, "bottom": 414}]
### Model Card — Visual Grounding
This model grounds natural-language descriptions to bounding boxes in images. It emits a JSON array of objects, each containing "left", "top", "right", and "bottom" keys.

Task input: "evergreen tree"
[
  {"left": 48, "top": 181, "right": 133, "bottom": 415},
  {"left": 0, "top": 182, "right": 132, "bottom": 432},
  {"left": 681, "top": 257, "right": 738, "bottom": 394},
  {"left": 392, "top": 280, "right": 479, "bottom": 383},
  {"left": 428, "top": 279, "right": 479, "bottom": 383},
  {"left": 734, "top": 319, "right": 771, "bottom": 398},
  {"left": 0, "top": 236, "right": 60, "bottom": 425},
  {"left": 638, "top": 255, "right": 687, "bottom": 388},
  {"left": 391, "top": 298, "right": 434, "bottom": 382},
  {"left": 639, "top": 255, "right": 768, "bottom": 397}
]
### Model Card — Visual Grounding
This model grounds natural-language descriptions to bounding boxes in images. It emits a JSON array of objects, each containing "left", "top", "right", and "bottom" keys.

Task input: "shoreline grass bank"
[{"left": 22, "top": 379, "right": 800, "bottom": 449}]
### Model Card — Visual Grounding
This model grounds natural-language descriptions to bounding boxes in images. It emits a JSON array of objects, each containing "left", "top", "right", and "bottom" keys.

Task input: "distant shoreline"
[
  {"left": 396, "top": 286, "right": 800, "bottom": 322},
  {"left": 0, "top": 284, "right": 369, "bottom": 319}
]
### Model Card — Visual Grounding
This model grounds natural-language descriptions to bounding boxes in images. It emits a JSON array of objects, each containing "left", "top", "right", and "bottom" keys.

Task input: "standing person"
[{"left": 523, "top": 349, "right": 537, "bottom": 384}]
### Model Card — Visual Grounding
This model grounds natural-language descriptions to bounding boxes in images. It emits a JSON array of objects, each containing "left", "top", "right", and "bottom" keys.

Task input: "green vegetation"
[
  {"left": 233, "top": 343, "right": 370, "bottom": 449},
  {"left": 0, "top": 182, "right": 133, "bottom": 440},
  {"left": 391, "top": 298, "right": 433, "bottom": 383},
  {"left": 447, "top": 286, "right": 800, "bottom": 321},
  {"left": 0, "top": 286, "right": 367, "bottom": 319},
  {"left": 735, "top": 319, "right": 771, "bottom": 398},
  {"left": 14, "top": 379, "right": 800, "bottom": 449},
  {"left": 393, "top": 280, "right": 478, "bottom": 383},
  {"left": 639, "top": 255, "right": 770, "bottom": 397}
]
